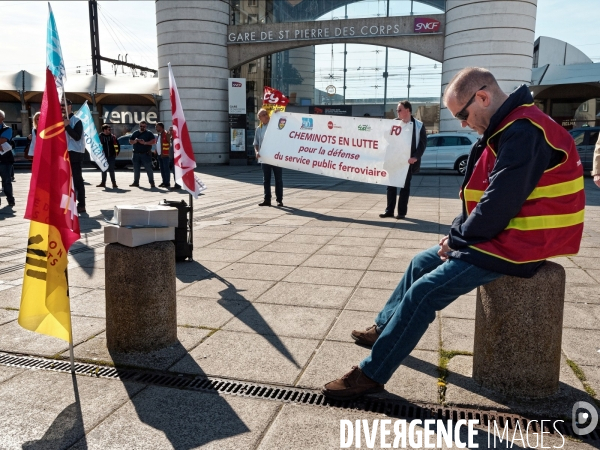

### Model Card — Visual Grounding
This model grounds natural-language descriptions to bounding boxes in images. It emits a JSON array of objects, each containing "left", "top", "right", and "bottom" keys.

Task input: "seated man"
[{"left": 322, "top": 67, "right": 585, "bottom": 400}]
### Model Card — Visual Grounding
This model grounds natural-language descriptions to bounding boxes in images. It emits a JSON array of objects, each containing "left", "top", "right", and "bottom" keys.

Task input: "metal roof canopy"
[{"left": 531, "top": 63, "right": 600, "bottom": 100}]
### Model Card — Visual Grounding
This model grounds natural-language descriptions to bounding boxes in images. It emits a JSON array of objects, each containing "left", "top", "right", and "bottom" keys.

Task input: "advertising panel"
[
  {"left": 260, "top": 112, "right": 412, "bottom": 187},
  {"left": 228, "top": 78, "right": 246, "bottom": 114}
]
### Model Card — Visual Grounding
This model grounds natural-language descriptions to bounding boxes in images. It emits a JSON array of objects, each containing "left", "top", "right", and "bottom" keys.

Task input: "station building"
[{"left": 1, "top": 0, "right": 599, "bottom": 164}]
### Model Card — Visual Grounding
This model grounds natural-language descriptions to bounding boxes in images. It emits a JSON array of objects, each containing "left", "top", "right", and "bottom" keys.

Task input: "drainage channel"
[{"left": 0, "top": 352, "right": 597, "bottom": 443}]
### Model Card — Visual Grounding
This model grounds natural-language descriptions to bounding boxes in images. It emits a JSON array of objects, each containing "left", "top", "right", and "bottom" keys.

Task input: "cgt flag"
[
  {"left": 19, "top": 69, "right": 80, "bottom": 343},
  {"left": 168, "top": 62, "right": 206, "bottom": 198},
  {"left": 262, "top": 86, "right": 289, "bottom": 116}
]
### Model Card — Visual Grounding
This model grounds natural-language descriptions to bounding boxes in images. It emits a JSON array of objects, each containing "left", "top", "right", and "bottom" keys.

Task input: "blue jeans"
[
  {"left": 262, "top": 163, "right": 283, "bottom": 202},
  {"left": 132, "top": 152, "right": 154, "bottom": 186},
  {"left": 0, "top": 163, "right": 14, "bottom": 204},
  {"left": 359, "top": 246, "right": 503, "bottom": 384},
  {"left": 159, "top": 157, "right": 171, "bottom": 187}
]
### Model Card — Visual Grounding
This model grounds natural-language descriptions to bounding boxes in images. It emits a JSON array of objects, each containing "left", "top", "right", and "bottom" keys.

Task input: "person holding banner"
[
  {"left": 379, "top": 100, "right": 427, "bottom": 220},
  {"left": 156, "top": 122, "right": 172, "bottom": 188},
  {"left": 97, "top": 124, "right": 119, "bottom": 189},
  {"left": 322, "top": 67, "right": 585, "bottom": 401},
  {"left": 62, "top": 99, "right": 86, "bottom": 214},
  {"left": 254, "top": 108, "right": 283, "bottom": 207}
]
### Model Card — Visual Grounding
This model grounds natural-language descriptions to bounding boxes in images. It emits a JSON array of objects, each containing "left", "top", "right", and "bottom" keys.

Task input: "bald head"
[{"left": 444, "top": 67, "right": 503, "bottom": 106}]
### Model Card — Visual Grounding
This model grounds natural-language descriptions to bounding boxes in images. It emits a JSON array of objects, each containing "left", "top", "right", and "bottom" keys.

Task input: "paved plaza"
[{"left": 0, "top": 165, "right": 598, "bottom": 449}]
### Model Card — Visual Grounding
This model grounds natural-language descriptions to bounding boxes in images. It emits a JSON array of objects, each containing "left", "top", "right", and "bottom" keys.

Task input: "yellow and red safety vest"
[
  {"left": 159, "top": 131, "right": 170, "bottom": 156},
  {"left": 460, "top": 103, "right": 585, "bottom": 264}
]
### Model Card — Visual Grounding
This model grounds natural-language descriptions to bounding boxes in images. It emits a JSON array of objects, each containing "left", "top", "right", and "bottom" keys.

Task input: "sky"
[{"left": 2, "top": 0, "right": 599, "bottom": 96}]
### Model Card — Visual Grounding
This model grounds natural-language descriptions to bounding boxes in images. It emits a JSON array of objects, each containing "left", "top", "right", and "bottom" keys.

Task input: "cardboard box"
[
  {"left": 104, "top": 225, "right": 175, "bottom": 247},
  {"left": 113, "top": 205, "right": 179, "bottom": 227}
]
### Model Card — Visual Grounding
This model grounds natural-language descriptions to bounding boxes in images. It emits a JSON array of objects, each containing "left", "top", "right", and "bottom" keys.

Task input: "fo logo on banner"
[
  {"left": 390, "top": 125, "right": 402, "bottom": 136},
  {"left": 301, "top": 118, "right": 313, "bottom": 129},
  {"left": 278, "top": 118, "right": 287, "bottom": 130}
]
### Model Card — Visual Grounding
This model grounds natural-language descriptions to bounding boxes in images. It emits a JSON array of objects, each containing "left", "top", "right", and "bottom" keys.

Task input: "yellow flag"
[{"left": 19, "top": 221, "right": 71, "bottom": 342}]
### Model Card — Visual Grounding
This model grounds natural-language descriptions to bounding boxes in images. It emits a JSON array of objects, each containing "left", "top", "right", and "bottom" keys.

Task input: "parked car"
[
  {"left": 12, "top": 137, "right": 32, "bottom": 167},
  {"left": 116, "top": 133, "right": 159, "bottom": 170},
  {"left": 421, "top": 132, "right": 479, "bottom": 175},
  {"left": 569, "top": 126, "right": 599, "bottom": 174}
]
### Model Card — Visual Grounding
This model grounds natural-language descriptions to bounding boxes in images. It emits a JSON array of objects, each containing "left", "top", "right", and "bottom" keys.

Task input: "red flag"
[
  {"left": 263, "top": 87, "right": 289, "bottom": 116},
  {"left": 25, "top": 68, "right": 80, "bottom": 250},
  {"left": 168, "top": 63, "right": 206, "bottom": 198},
  {"left": 19, "top": 68, "right": 80, "bottom": 342}
]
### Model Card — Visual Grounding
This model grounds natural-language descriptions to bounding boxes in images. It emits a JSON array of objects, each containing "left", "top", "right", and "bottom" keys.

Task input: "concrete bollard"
[
  {"left": 105, "top": 241, "right": 177, "bottom": 353},
  {"left": 472, "top": 261, "right": 565, "bottom": 398}
]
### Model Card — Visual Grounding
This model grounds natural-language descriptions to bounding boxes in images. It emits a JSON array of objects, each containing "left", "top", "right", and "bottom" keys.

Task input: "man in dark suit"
[{"left": 380, "top": 100, "right": 427, "bottom": 219}]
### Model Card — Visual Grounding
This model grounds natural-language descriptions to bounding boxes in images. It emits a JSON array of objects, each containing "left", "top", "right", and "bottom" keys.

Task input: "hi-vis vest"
[
  {"left": 159, "top": 131, "right": 170, "bottom": 156},
  {"left": 111, "top": 135, "right": 119, "bottom": 154},
  {"left": 460, "top": 103, "right": 585, "bottom": 264}
]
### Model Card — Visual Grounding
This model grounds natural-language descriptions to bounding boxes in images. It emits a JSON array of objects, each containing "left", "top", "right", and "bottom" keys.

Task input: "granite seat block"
[
  {"left": 473, "top": 261, "right": 565, "bottom": 398},
  {"left": 105, "top": 241, "right": 177, "bottom": 353}
]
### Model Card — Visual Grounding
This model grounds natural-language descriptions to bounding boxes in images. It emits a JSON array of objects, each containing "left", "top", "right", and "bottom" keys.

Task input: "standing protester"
[
  {"left": 62, "top": 99, "right": 86, "bottom": 214},
  {"left": 0, "top": 110, "right": 15, "bottom": 206},
  {"left": 25, "top": 112, "right": 41, "bottom": 160},
  {"left": 155, "top": 122, "right": 171, "bottom": 188},
  {"left": 168, "top": 125, "right": 181, "bottom": 190},
  {"left": 254, "top": 108, "right": 283, "bottom": 207},
  {"left": 97, "top": 124, "right": 120, "bottom": 189},
  {"left": 593, "top": 136, "right": 600, "bottom": 188},
  {"left": 322, "top": 67, "right": 585, "bottom": 401},
  {"left": 379, "top": 100, "right": 427, "bottom": 219},
  {"left": 129, "top": 120, "right": 156, "bottom": 188}
]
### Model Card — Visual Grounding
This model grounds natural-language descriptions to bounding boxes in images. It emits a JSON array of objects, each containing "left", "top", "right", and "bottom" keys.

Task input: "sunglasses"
[{"left": 454, "top": 85, "right": 486, "bottom": 121}]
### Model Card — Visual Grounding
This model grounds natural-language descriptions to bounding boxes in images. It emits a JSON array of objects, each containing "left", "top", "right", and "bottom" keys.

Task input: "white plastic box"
[
  {"left": 104, "top": 226, "right": 175, "bottom": 247},
  {"left": 113, "top": 205, "right": 179, "bottom": 227}
]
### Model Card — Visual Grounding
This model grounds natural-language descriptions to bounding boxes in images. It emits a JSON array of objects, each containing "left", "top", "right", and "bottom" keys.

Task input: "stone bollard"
[
  {"left": 105, "top": 241, "right": 177, "bottom": 353},
  {"left": 472, "top": 261, "right": 565, "bottom": 398}
]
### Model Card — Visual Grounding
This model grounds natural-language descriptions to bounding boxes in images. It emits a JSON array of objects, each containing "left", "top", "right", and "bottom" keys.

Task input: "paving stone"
[
  {"left": 64, "top": 267, "right": 105, "bottom": 289},
  {"left": 316, "top": 244, "right": 379, "bottom": 257},
  {"left": 445, "top": 355, "right": 596, "bottom": 418},
  {"left": 76, "top": 387, "right": 279, "bottom": 450},
  {"left": 177, "top": 276, "right": 274, "bottom": 301},
  {"left": 337, "top": 228, "right": 391, "bottom": 238},
  {"left": 284, "top": 267, "right": 364, "bottom": 287},
  {"left": 0, "top": 285, "right": 21, "bottom": 309},
  {"left": 71, "top": 327, "right": 210, "bottom": 370},
  {"left": 169, "top": 330, "right": 317, "bottom": 385},
  {"left": 328, "top": 236, "right": 384, "bottom": 247},
  {"left": 223, "top": 303, "right": 339, "bottom": 339},
  {"left": 0, "top": 369, "right": 144, "bottom": 450},
  {"left": 0, "top": 312, "right": 105, "bottom": 357},
  {"left": 255, "top": 282, "right": 352, "bottom": 309},
  {"left": 259, "top": 241, "right": 323, "bottom": 254},
  {"left": 177, "top": 295, "right": 248, "bottom": 328},
  {"left": 562, "top": 302, "right": 600, "bottom": 329},
  {"left": 564, "top": 268, "right": 599, "bottom": 284},
  {"left": 327, "top": 310, "right": 439, "bottom": 351},
  {"left": 345, "top": 287, "right": 393, "bottom": 312},
  {"left": 0, "top": 365, "right": 24, "bottom": 384},
  {"left": 441, "top": 317, "right": 474, "bottom": 353},
  {"left": 205, "top": 239, "right": 269, "bottom": 251},
  {"left": 70, "top": 289, "right": 106, "bottom": 319},
  {"left": 368, "top": 257, "right": 411, "bottom": 272},
  {"left": 238, "top": 251, "right": 310, "bottom": 266},
  {"left": 301, "top": 254, "right": 372, "bottom": 270},
  {"left": 441, "top": 294, "right": 476, "bottom": 320},
  {"left": 565, "top": 285, "right": 600, "bottom": 304},
  {"left": 192, "top": 247, "right": 253, "bottom": 263},
  {"left": 297, "top": 341, "right": 439, "bottom": 404},
  {"left": 360, "top": 271, "right": 403, "bottom": 290},
  {"left": 290, "top": 226, "right": 344, "bottom": 236},
  {"left": 217, "top": 262, "right": 295, "bottom": 281},
  {"left": 562, "top": 328, "right": 600, "bottom": 366},
  {"left": 276, "top": 233, "right": 334, "bottom": 244}
]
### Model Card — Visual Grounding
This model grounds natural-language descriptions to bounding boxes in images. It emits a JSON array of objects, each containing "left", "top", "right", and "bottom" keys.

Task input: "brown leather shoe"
[
  {"left": 322, "top": 366, "right": 384, "bottom": 401},
  {"left": 351, "top": 324, "right": 379, "bottom": 348}
]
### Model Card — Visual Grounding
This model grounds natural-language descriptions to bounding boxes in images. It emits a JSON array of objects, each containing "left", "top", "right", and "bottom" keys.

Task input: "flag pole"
[
  {"left": 65, "top": 268, "right": 75, "bottom": 373},
  {"left": 189, "top": 193, "right": 193, "bottom": 261}
]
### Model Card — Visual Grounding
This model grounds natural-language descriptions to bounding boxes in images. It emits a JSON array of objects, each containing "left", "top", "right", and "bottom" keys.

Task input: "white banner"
[
  {"left": 75, "top": 101, "right": 108, "bottom": 172},
  {"left": 259, "top": 112, "right": 412, "bottom": 187}
]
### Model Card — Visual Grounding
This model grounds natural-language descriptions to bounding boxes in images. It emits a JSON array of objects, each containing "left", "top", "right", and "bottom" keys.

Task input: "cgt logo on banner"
[{"left": 259, "top": 112, "right": 413, "bottom": 187}]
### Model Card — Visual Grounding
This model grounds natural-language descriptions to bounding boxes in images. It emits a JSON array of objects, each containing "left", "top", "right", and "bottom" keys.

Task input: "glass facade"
[{"left": 230, "top": 0, "right": 445, "bottom": 155}]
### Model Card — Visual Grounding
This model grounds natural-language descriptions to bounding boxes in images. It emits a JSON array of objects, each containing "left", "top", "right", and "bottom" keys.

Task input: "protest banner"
[
  {"left": 262, "top": 87, "right": 289, "bottom": 116},
  {"left": 259, "top": 112, "right": 412, "bottom": 187},
  {"left": 75, "top": 101, "right": 108, "bottom": 171}
]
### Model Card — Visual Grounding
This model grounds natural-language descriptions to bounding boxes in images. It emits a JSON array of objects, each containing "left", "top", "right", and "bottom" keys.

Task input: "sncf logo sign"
[
  {"left": 390, "top": 125, "right": 402, "bottom": 136},
  {"left": 414, "top": 18, "right": 441, "bottom": 33},
  {"left": 231, "top": 81, "right": 242, "bottom": 87}
]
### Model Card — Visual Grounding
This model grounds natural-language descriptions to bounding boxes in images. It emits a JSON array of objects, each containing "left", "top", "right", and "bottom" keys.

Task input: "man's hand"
[
  {"left": 63, "top": 118, "right": 69, "bottom": 127},
  {"left": 437, "top": 235, "right": 453, "bottom": 261},
  {"left": 138, "top": 139, "right": 145, "bottom": 145},
  {"left": 408, "top": 157, "right": 418, "bottom": 164},
  {"left": 595, "top": 175, "right": 600, "bottom": 188}
]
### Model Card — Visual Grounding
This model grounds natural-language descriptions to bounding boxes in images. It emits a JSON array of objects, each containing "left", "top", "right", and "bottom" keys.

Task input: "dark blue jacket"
[{"left": 446, "top": 85, "right": 564, "bottom": 277}]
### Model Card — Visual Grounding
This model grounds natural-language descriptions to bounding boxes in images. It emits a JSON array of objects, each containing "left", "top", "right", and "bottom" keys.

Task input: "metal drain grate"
[{"left": 0, "top": 352, "right": 598, "bottom": 442}]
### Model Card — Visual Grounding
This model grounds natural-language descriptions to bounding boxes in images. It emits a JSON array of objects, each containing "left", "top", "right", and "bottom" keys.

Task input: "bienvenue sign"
[{"left": 228, "top": 17, "right": 441, "bottom": 44}]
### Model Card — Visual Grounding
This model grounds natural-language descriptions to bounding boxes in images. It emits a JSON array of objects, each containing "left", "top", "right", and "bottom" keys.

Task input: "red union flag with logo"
[
  {"left": 262, "top": 86, "right": 289, "bottom": 116},
  {"left": 19, "top": 68, "right": 80, "bottom": 342},
  {"left": 168, "top": 63, "right": 206, "bottom": 198}
]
